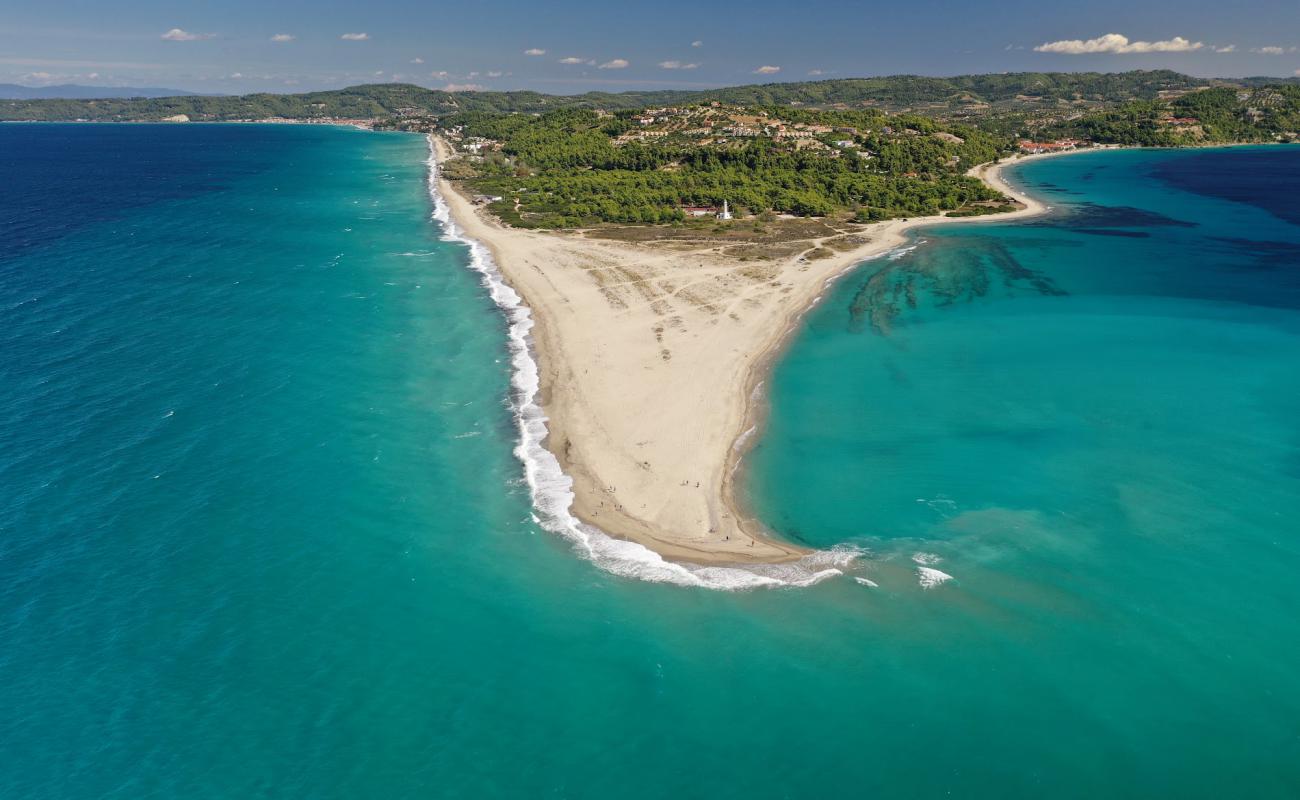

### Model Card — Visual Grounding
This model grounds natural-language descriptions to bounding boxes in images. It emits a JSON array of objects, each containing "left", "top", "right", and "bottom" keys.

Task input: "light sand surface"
[{"left": 433, "top": 136, "right": 1060, "bottom": 564}]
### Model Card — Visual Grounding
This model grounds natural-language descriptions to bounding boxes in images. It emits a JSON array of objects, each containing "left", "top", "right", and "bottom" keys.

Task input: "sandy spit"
[{"left": 432, "top": 135, "right": 1058, "bottom": 565}]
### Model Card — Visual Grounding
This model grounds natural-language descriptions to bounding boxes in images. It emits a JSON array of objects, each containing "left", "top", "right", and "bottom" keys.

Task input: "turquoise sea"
[{"left": 2, "top": 126, "right": 1298, "bottom": 797}]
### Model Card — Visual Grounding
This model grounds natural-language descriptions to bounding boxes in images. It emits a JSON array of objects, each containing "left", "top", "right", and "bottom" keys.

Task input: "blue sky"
[{"left": 3, "top": 0, "right": 1299, "bottom": 94}]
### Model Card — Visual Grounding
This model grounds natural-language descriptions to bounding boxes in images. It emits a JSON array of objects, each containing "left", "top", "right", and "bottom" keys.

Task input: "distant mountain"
[
  {"left": 0, "top": 84, "right": 209, "bottom": 100},
  {"left": 1, "top": 71, "right": 1296, "bottom": 124}
]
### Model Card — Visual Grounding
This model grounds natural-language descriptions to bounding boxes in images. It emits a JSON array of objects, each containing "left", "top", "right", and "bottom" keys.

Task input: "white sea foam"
[
  {"left": 732, "top": 425, "right": 758, "bottom": 452},
  {"left": 911, "top": 551, "right": 942, "bottom": 566},
  {"left": 917, "top": 566, "right": 954, "bottom": 589},
  {"left": 424, "top": 135, "right": 857, "bottom": 590},
  {"left": 853, "top": 577, "right": 879, "bottom": 588},
  {"left": 886, "top": 241, "right": 923, "bottom": 261}
]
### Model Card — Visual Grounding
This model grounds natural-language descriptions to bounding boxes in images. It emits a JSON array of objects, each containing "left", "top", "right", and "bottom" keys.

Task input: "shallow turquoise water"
[
  {"left": 2, "top": 128, "right": 1298, "bottom": 797},
  {"left": 747, "top": 146, "right": 1300, "bottom": 792}
]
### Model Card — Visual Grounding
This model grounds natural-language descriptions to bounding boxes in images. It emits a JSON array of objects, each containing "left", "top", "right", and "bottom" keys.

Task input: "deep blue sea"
[{"left": 2, "top": 126, "right": 1298, "bottom": 798}]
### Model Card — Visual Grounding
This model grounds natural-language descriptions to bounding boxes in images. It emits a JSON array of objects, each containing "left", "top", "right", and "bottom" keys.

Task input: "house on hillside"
[{"left": 1017, "top": 139, "right": 1083, "bottom": 154}]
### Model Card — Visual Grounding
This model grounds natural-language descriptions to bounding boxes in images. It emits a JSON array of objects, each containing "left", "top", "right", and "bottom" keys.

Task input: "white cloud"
[
  {"left": 691, "top": 40, "right": 703, "bottom": 47},
  {"left": 1213, "top": 44, "right": 1237, "bottom": 53},
  {"left": 161, "top": 28, "right": 214, "bottom": 42},
  {"left": 559, "top": 56, "right": 594, "bottom": 65},
  {"left": 87, "top": 72, "right": 99, "bottom": 79},
  {"left": 443, "top": 83, "right": 485, "bottom": 92},
  {"left": 807, "top": 69, "right": 826, "bottom": 76},
  {"left": 410, "top": 57, "right": 424, "bottom": 64},
  {"left": 373, "top": 70, "right": 384, "bottom": 77},
  {"left": 753, "top": 65, "right": 781, "bottom": 74},
  {"left": 270, "top": 33, "right": 295, "bottom": 42},
  {"left": 486, "top": 70, "right": 504, "bottom": 78},
  {"left": 340, "top": 32, "right": 369, "bottom": 41},
  {"left": 22, "top": 71, "right": 55, "bottom": 82},
  {"left": 1033, "top": 33, "right": 1202, "bottom": 54},
  {"left": 598, "top": 58, "right": 629, "bottom": 69},
  {"left": 658, "top": 60, "right": 698, "bottom": 70},
  {"left": 1252, "top": 46, "right": 1285, "bottom": 55},
  {"left": 430, "top": 70, "right": 449, "bottom": 79},
  {"left": 524, "top": 48, "right": 546, "bottom": 56}
]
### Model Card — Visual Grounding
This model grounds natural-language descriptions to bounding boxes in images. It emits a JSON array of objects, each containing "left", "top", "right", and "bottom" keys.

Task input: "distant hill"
[
  {"left": 1237, "top": 75, "right": 1300, "bottom": 87},
  {"left": 0, "top": 83, "right": 209, "bottom": 100},
  {"left": 0, "top": 71, "right": 1291, "bottom": 122}
]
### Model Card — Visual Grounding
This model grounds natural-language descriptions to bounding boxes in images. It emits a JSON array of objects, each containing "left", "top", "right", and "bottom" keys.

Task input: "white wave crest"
[
  {"left": 886, "top": 241, "right": 923, "bottom": 261},
  {"left": 732, "top": 425, "right": 758, "bottom": 452},
  {"left": 917, "top": 566, "right": 954, "bottom": 589},
  {"left": 424, "top": 135, "right": 856, "bottom": 590}
]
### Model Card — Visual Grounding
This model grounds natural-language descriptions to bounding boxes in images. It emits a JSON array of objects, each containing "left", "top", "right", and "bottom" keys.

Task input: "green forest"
[
  {"left": 1040, "top": 86, "right": 1300, "bottom": 145},
  {"left": 448, "top": 107, "right": 1008, "bottom": 227}
]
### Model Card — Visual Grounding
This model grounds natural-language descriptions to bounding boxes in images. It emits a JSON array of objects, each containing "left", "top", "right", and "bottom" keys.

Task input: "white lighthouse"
[{"left": 717, "top": 200, "right": 733, "bottom": 221}]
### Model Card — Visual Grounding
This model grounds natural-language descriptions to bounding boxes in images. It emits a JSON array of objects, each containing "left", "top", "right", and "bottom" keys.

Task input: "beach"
[{"left": 432, "top": 135, "right": 1055, "bottom": 564}]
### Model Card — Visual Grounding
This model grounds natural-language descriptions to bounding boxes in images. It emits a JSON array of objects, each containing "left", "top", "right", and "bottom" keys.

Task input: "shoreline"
[
  {"left": 425, "top": 135, "right": 858, "bottom": 588},
  {"left": 718, "top": 151, "right": 1073, "bottom": 553},
  {"left": 428, "top": 134, "right": 1065, "bottom": 579}
]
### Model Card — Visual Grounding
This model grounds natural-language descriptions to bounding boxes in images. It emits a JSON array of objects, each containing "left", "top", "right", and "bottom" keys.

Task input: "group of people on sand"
[{"left": 590, "top": 478, "right": 757, "bottom": 547}]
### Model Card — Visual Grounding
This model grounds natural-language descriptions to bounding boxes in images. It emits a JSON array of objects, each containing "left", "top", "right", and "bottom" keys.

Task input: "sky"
[{"left": 3, "top": 0, "right": 1299, "bottom": 94}]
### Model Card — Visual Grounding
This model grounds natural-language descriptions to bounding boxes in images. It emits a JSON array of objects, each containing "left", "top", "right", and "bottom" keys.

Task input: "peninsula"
[
  {"left": 416, "top": 81, "right": 1296, "bottom": 563},
  {"left": 430, "top": 135, "right": 1047, "bottom": 563}
]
